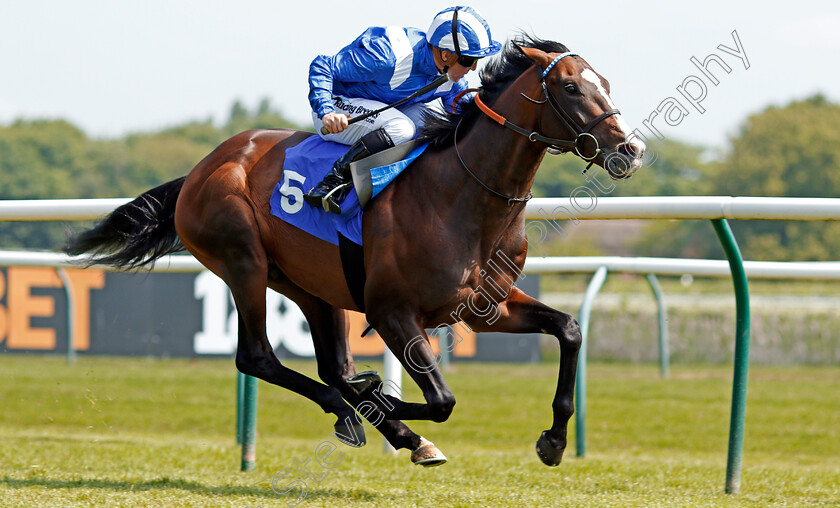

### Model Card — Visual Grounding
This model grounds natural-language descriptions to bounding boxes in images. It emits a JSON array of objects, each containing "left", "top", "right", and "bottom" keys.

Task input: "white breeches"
[{"left": 312, "top": 96, "right": 430, "bottom": 146}]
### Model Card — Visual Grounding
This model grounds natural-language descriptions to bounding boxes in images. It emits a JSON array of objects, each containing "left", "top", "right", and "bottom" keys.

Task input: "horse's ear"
[{"left": 517, "top": 45, "right": 552, "bottom": 69}]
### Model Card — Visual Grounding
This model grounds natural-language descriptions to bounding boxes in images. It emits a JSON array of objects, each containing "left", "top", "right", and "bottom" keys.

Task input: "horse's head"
[{"left": 519, "top": 46, "right": 646, "bottom": 179}]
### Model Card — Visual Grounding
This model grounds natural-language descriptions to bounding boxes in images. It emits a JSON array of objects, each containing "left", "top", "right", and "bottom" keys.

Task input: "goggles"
[{"left": 457, "top": 55, "right": 479, "bottom": 67}]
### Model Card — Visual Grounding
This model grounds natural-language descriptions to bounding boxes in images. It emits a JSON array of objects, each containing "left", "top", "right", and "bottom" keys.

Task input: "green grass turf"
[{"left": 1, "top": 356, "right": 838, "bottom": 507}]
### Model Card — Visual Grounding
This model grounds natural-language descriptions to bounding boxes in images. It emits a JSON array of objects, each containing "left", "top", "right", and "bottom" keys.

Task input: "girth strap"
[{"left": 338, "top": 233, "right": 366, "bottom": 312}]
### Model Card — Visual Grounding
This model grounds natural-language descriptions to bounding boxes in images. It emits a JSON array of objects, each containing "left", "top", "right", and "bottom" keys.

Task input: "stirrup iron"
[
  {"left": 346, "top": 370, "right": 382, "bottom": 395},
  {"left": 321, "top": 182, "right": 352, "bottom": 213}
]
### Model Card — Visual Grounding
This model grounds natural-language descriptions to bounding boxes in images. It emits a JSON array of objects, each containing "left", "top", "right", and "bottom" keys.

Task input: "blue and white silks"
[{"left": 308, "top": 26, "right": 472, "bottom": 120}]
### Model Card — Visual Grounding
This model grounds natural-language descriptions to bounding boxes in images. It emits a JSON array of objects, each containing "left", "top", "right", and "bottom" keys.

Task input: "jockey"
[{"left": 302, "top": 6, "right": 502, "bottom": 214}]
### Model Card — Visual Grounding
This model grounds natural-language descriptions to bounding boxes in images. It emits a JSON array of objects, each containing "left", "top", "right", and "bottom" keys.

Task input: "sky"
[{"left": 1, "top": 0, "right": 839, "bottom": 149}]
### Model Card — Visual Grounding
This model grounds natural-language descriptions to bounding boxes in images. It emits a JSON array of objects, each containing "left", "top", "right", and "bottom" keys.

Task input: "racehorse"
[{"left": 65, "top": 37, "right": 645, "bottom": 467}]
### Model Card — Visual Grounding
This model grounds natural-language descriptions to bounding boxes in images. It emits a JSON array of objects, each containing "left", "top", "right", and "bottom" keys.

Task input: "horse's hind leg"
[
  {"left": 181, "top": 197, "right": 357, "bottom": 434},
  {"left": 266, "top": 266, "right": 424, "bottom": 452},
  {"left": 230, "top": 267, "right": 359, "bottom": 427}
]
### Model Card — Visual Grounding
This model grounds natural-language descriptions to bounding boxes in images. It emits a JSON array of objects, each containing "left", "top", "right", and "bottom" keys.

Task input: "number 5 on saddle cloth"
[
  {"left": 270, "top": 136, "right": 429, "bottom": 311},
  {"left": 270, "top": 135, "right": 428, "bottom": 246},
  {"left": 270, "top": 135, "right": 428, "bottom": 311}
]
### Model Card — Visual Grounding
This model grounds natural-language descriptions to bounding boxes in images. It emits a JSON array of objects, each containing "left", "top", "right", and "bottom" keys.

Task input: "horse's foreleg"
[
  {"left": 354, "top": 309, "right": 450, "bottom": 465},
  {"left": 365, "top": 309, "right": 456, "bottom": 424},
  {"left": 468, "top": 286, "right": 581, "bottom": 466}
]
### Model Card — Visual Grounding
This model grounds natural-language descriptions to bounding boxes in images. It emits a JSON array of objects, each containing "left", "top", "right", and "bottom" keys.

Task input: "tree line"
[
  {"left": 1, "top": 95, "right": 838, "bottom": 261},
  {"left": 0, "top": 99, "right": 297, "bottom": 249}
]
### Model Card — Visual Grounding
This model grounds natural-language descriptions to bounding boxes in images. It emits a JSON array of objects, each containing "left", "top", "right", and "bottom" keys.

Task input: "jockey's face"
[
  {"left": 433, "top": 47, "right": 478, "bottom": 81},
  {"left": 447, "top": 56, "right": 478, "bottom": 82}
]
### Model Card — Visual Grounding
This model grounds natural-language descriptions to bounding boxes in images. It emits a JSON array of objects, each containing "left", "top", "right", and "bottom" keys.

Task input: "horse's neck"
[
  {"left": 427, "top": 82, "right": 547, "bottom": 245},
  {"left": 460, "top": 120, "right": 546, "bottom": 205}
]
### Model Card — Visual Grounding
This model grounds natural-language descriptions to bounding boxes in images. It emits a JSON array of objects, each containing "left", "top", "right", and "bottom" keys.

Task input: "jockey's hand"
[{"left": 322, "top": 112, "right": 349, "bottom": 134}]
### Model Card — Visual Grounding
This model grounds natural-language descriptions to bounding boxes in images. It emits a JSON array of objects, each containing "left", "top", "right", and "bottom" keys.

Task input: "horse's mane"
[{"left": 419, "top": 35, "right": 570, "bottom": 147}]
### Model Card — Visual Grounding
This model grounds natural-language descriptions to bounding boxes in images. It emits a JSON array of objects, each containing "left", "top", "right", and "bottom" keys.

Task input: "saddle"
[
  {"left": 269, "top": 135, "right": 429, "bottom": 311},
  {"left": 349, "top": 138, "right": 427, "bottom": 209}
]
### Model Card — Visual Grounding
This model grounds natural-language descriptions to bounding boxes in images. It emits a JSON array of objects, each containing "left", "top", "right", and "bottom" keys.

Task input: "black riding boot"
[{"left": 303, "top": 129, "right": 394, "bottom": 214}]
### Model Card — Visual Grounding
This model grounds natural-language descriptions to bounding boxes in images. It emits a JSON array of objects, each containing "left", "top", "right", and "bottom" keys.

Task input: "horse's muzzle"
[{"left": 603, "top": 142, "right": 645, "bottom": 180}]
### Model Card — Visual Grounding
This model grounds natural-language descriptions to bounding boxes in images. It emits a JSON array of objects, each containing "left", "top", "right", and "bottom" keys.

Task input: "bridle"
[
  {"left": 535, "top": 52, "right": 620, "bottom": 159},
  {"left": 475, "top": 52, "right": 620, "bottom": 160},
  {"left": 452, "top": 52, "right": 621, "bottom": 205}
]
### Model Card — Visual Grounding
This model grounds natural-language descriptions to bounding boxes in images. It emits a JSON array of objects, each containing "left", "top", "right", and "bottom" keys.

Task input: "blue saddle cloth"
[{"left": 269, "top": 135, "right": 428, "bottom": 246}]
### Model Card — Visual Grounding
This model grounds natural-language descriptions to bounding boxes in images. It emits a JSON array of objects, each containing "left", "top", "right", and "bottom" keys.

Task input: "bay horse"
[{"left": 66, "top": 37, "right": 645, "bottom": 467}]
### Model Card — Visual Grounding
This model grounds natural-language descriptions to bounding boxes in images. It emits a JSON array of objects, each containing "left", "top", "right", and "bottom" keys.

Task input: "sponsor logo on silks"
[{"left": 330, "top": 98, "right": 380, "bottom": 120}]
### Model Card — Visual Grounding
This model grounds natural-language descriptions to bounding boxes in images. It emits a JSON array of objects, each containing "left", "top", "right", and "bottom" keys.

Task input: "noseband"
[{"left": 538, "top": 52, "right": 620, "bottom": 159}]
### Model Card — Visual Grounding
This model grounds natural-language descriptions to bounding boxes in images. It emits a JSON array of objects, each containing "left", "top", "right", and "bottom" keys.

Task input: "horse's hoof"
[
  {"left": 536, "top": 430, "right": 566, "bottom": 466},
  {"left": 334, "top": 417, "right": 366, "bottom": 448},
  {"left": 411, "top": 437, "right": 448, "bottom": 467}
]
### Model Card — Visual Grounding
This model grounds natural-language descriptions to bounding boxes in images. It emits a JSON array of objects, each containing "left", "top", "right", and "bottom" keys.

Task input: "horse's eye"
[{"left": 564, "top": 83, "right": 578, "bottom": 94}]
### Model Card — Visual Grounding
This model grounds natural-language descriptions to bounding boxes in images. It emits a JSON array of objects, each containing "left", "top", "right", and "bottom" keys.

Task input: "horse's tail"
[{"left": 64, "top": 176, "right": 187, "bottom": 270}]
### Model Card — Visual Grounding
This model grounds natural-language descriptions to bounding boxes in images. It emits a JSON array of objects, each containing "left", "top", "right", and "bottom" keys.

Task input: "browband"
[{"left": 541, "top": 52, "right": 578, "bottom": 80}]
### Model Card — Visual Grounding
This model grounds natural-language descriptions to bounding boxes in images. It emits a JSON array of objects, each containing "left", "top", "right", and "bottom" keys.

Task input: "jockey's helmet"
[{"left": 426, "top": 6, "right": 502, "bottom": 59}]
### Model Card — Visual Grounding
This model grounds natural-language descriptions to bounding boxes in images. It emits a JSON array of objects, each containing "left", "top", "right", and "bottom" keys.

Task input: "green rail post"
[
  {"left": 711, "top": 219, "right": 751, "bottom": 494},
  {"left": 236, "top": 371, "right": 245, "bottom": 445},
  {"left": 645, "top": 274, "right": 670, "bottom": 378},
  {"left": 575, "top": 265, "right": 608, "bottom": 458},
  {"left": 240, "top": 374, "right": 258, "bottom": 472},
  {"left": 236, "top": 314, "right": 259, "bottom": 472},
  {"left": 57, "top": 269, "right": 76, "bottom": 365}
]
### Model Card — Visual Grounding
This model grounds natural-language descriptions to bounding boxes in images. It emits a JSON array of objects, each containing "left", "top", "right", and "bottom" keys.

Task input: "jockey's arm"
[
  {"left": 308, "top": 34, "right": 395, "bottom": 125},
  {"left": 320, "top": 112, "right": 349, "bottom": 134},
  {"left": 442, "top": 79, "right": 476, "bottom": 115}
]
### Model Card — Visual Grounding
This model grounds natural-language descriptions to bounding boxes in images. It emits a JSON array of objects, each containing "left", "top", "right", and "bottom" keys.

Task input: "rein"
[
  {"left": 453, "top": 116, "right": 533, "bottom": 205},
  {"left": 474, "top": 93, "right": 577, "bottom": 152},
  {"left": 472, "top": 55, "right": 621, "bottom": 160}
]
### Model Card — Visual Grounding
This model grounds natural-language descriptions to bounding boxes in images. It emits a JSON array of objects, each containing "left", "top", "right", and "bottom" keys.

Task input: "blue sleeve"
[
  {"left": 442, "top": 79, "right": 476, "bottom": 115},
  {"left": 308, "top": 32, "right": 396, "bottom": 119},
  {"left": 308, "top": 55, "right": 338, "bottom": 119}
]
